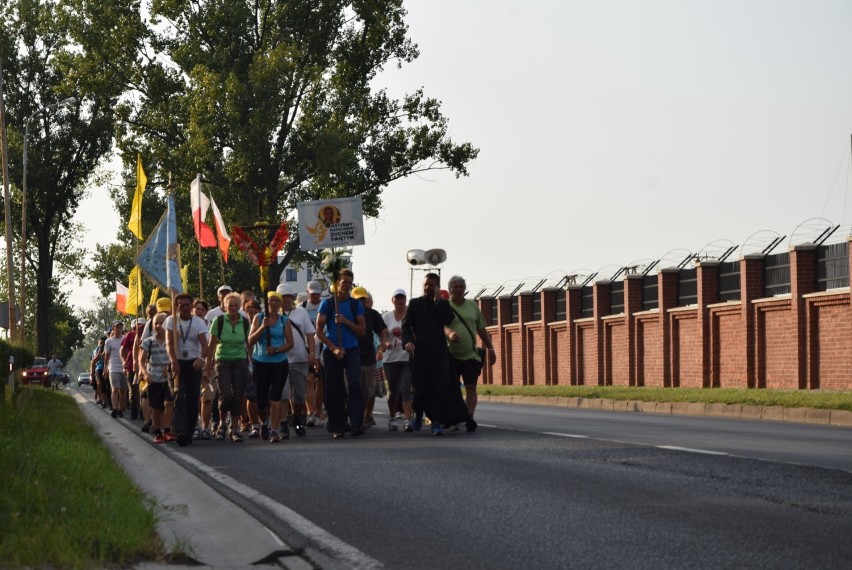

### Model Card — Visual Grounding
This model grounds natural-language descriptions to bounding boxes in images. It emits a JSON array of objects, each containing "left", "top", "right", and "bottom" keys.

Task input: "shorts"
[
  {"left": 109, "top": 371, "right": 128, "bottom": 390},
  {"left": 452, "top": 358, "right": 482, "bottom": 387},
  {"left": 360, "top": 365, "right": 377, "bottom": 402},
  {"left": 147, "top": 381, "right": 172, "bottom": 410},
  {"left": 383, "top": 361, "right": 412, "bottom": 401},
  {"left": 287, "top": 361, "right": 308, "bottom": 405}
]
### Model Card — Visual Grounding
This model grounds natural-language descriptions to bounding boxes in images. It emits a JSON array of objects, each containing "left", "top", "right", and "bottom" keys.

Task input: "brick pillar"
[
  {"left": 790, "top": 244, "right": 817, "bottom": 389},
  {"left": 593, "top": 280, "right": 612, "bottom": 386},
  {"left": 496, "top": 295, "right": 513, "bottom": 385},
  {"left": 740, "top": 254, "right": 764, "bottom": 388},
  {"left": 696, "top": 260, "right": 720, "bottom": 387},
  {"left": 623, "top": 274, "right": 643, "bottom": 386},
  {"left": 518, "top": 292, "right": 533, "bottom": 385},
  {"left": 541, "top": 288, "right": 557, "bottom": 385},
  {"left": 477, "top": 296, "right": 495, "bottom": 384},
  {"left": 658, "top": 268, "right": 679, "bottom": 387},
  {"left": 566, "top": 286, "right": 583, "bottom": 385}
]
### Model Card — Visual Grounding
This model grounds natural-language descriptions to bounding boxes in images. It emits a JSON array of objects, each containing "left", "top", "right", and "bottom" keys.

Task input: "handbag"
[{"left": 449, "top": 304, "right": 487, "bottom": 368}]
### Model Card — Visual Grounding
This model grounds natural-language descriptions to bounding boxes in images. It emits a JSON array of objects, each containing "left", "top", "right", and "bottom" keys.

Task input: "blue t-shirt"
[
  {"left": 319, "top": 297, "right": 364, "bottom": 350},
  {"left": 252, "top": 312, "right": 289, "bottom": 363}
]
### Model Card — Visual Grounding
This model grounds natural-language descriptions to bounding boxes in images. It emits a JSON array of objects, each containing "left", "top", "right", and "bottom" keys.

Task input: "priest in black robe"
[{"left": 402, "top": 273, "right": 473, "bottom": 433}]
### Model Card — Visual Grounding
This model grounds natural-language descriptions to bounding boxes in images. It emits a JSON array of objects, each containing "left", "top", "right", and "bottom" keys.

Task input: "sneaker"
[
  {"left": 249, "top": 426, "right": 260, "bottom": 439},
  {"left": 200, "top": 429, "right": 211, "bottom": 440},
  {"left": 192, "top": 428, "right": 200, "bottom": 440},
  {"left": 163, "top": 432, "right": 176, "bottom": 443},
  {"left": 389, "top": 419, "right": 399, "bottom": 432},
  {"left": 230, "top": 430, "right": 243, "bottom": 442},
  {"left": 281, "top": 423, "right": 290, "bottom": 440},
  {"left": 117, "top": 411, "right": 124, "bottom": 418},
  {"left": 153, "top": 433, "right": 165, "bottom": 444},
  {"left": 412, "top": 413, "right": 423, "bottom": 432},
  {"left": 216, "top": 427, "right": 226, "bottom": 441},
  {"left": 431, "top": 423, "right": 443, "bottom": 436},
  {"left": 141, "top": 421, "right": 151, "bottom": 433},
  {"left": 295, "top": 423, "right": 306, "bottom": 437},
  {"left": 269, "top": 430, "right": 281, "bottom": 443},
  {"left": 403, "top": 420, "right": 413, "bottom": 432},
  {"left": 111, "top": 409, "right": 118, "bottom": 419},
  {"left": 332, "top": 432, "right": 345, "bottom": 439},
  {"left": 465, "top": 418, "right": 478, "bottom": 432},
  {"left": 305, "top": 415, "right": 317, "bottom": 427},
  {"left": 261, "top": 424, "right": 270, "bottom": 441},
  {"left": 395, "top": 412, "right": 403, "bottom": 419}
]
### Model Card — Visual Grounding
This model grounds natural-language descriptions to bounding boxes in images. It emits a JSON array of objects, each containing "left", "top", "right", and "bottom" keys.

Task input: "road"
[{"left": 162, "top": 401, "right": 852, "bottom": 569}]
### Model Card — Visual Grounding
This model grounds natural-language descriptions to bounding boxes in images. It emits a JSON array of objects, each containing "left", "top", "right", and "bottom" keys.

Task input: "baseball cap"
[
  {"left": 276, "top": 284, "right": 297, "bottom": 297},
  {"left": 112, "top": 321, "right": 124, "bottom": 328},
  {"left": 156, "top": 298, "right": 172, "bottom": 313},
  {"left": 267, "top": 291, "right": 283, "bottom": 302},
  {"left": 217, "top": 284, "right": 233, "bottom": 295},
  {"left": 351, "top": 286, "right": 369, "bottom": 299},
  {"left": 392, "top": 288, "right": 407, "bottom": 298},
  {"left": 133, "top": 318, "right": 147, "bottom": 327},
  {"left": 306, "top": 280, "right": 322, "bottom": 294}
]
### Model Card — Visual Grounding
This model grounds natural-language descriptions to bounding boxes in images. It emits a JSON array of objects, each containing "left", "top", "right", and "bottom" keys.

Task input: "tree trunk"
[{"left": 35, "top": 227, "right": 53, "bottom": 357}]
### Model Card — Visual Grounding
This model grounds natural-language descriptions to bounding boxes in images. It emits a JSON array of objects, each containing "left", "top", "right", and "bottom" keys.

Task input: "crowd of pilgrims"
[{"left": 88, "top": 270, "right": 496, "bottom": 445}]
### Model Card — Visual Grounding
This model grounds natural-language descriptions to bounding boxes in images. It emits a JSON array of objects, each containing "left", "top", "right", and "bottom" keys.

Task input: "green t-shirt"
[
  {"left": 447, "top": 299, "right": 486, "bottom": 361},
  {"left": 210, "top": 315, "right": 249, "bottom": 361}
]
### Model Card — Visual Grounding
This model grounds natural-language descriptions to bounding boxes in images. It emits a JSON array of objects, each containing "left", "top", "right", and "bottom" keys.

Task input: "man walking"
[
  {"left": 402, "top": 273, "right": 471, "bottom": 435},
  {"left": 446, "top": 275, "right": 495, "bottom": 430},
  {"left": 104, "top": 322, "right": 128, "bottom": 418}
]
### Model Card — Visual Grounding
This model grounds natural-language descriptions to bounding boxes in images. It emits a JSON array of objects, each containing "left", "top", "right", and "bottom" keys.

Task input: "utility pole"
[{"left": 0, "top": 59, "right": 18, "bottom": 342}]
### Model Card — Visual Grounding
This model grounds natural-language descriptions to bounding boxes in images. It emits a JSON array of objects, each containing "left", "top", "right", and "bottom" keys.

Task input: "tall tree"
[
  {"left": 90, "top": 0, "right": 477, "bottom": 299},
  {"left": 0, "top": 0, "right": 138, "bottom": 354}
]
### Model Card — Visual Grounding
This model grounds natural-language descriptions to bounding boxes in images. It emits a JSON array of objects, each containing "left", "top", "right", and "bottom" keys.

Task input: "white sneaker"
[
  {"left": 305, "top": 415, "right": 317, "bottom": 427},
  {"left": 388, "top": 418, "right": 398, "bottom": 432}
]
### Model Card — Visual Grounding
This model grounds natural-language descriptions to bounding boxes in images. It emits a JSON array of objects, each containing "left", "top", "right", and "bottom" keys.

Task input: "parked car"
[
  {"left": 77, "top": 372, "right": 91, "bottom": 386},
  {"left": 22, "top": 357, "right": 49, "bottom": 387}
]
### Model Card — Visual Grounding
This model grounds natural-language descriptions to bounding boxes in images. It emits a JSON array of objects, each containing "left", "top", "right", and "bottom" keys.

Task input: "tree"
[
  {"left": 92, "top": 0, "right": 477, "bottom": 300},
  {"left": 0, "top": 0, "right": 138, "bottom": 354}
]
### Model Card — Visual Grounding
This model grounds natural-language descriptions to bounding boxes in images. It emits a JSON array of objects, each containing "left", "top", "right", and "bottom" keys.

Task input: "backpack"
[{"left": 214, "top": 314, "right": 250, "bottom": 339}]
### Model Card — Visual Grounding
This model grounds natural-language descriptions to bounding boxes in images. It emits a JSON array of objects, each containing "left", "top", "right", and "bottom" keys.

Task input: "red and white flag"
[
  {"left": 190, "top": 175, "right": 217, "bottom": 247},
  {"left": 210, "top": 197, "right": 231, "bottom": 262},
  {"left": 115, "top": 280, "right": 129, "bottom": 314}
]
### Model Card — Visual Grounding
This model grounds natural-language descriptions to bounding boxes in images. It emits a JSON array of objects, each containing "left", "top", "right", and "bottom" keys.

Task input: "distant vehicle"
[
  {"left": 77, "top": 372, "right": 91, "bottom": 386},
  {"left": 22, "top": 357, "right": 49, "bottom": 387}
]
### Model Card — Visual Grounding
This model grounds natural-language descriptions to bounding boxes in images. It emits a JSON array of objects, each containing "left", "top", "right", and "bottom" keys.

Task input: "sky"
[{"left": 70, "top": 0, "right": 852, "bottom": 313}]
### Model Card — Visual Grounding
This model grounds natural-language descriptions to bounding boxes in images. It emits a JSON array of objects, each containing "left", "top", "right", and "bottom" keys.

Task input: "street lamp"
[
  {"left": 20, "top": 96, "right": 76, "bottom": 344},
  {"left": 406, "top": 248, "right": 447, "bottom": 297}
]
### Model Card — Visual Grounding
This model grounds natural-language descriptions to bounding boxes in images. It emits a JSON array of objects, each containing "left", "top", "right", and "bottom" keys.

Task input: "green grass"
[
  {"left": 0, "top": 387, "right": 163, "bottom": 569},
  {"left": 478, "top": 385, "right": 852, "bottom": 411}
]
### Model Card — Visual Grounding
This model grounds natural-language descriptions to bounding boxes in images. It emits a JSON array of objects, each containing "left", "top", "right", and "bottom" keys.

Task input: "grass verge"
[
  {"left": 0, "top": 387, "right": 163, "bottom": 569},
  {"left": 478, "top": 385, "right": 852, "bottom": 411}
]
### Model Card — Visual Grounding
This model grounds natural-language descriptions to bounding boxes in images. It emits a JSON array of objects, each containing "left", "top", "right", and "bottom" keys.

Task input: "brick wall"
[{"left": 476, "top": 238, "right": 852, "bottom": 391}]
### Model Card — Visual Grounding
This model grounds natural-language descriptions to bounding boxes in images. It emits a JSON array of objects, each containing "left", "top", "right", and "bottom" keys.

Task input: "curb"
[
  {"left": 71, "top": 391, "right": 300, "bottom": 568},
  {"left": 480, "top": 394, "right": 852, "bottom": 426}
]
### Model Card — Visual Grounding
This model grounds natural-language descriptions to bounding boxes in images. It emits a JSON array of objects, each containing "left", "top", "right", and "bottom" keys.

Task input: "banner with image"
[{"left": 297, "top": 197, "right": 365, "bottom": 251}]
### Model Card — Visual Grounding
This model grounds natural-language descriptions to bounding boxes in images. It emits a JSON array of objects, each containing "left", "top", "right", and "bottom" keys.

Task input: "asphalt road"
[{"left": 164, "top": 401, "right": 852, "bottom": 570}]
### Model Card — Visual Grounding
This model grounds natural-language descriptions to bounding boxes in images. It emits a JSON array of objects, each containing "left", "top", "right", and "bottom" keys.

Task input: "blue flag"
[{"left": 134, "top": 194, "right": 183, "bottom": 294}]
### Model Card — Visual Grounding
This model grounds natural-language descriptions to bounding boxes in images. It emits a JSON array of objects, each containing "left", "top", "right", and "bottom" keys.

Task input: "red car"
[{"left": 22, "top": 357, "right": 50, "bottom": 387}]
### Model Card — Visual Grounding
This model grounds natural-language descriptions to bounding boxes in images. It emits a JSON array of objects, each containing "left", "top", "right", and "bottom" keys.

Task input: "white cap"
[
  {"left": 217, "top": 284, "right": 233, "bottom": 295},
  {"left": 276, "top": 283, "right": 297, "bottom": 297},
  {"left": 133, "top": 318, "right": 147, "bottom": 327},
  {"left": 307, "top": 280, "right": 322, "bottom": 294},
  {"left": 392, "top": 288, "right": 407, "bottom": 298}
]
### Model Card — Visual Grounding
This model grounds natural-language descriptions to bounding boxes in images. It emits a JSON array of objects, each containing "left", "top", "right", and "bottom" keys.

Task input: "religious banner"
[{"left": 297, "top": 197, "right": 365, "bottom": 251}]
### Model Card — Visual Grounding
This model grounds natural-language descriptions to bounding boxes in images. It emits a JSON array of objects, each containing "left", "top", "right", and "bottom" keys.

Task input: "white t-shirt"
[
  {"left": 104, "top": 336, "right": 125, "bottom": 373},
  {"left": 164, "top": 315, "right": 208, "bottom": 360},
  {"left": 283, "top": 306, "right": 316, "bottom": 363},
  {"left": 381, "top": 311, "right": 409, "bottom": 363}
]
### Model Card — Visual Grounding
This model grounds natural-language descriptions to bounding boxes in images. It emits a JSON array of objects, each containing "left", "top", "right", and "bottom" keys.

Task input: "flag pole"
[{"left": 196, "top": 174, "right": 203, "bottom": 298}]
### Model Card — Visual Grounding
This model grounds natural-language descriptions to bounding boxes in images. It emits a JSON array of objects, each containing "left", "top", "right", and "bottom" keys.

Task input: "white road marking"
[
  {"left": 177, "top": 453, "right": 384, "bottom": 570},
  {"left": 543, "top": 432, "right": 589, "bottom": 439},
  {"left": 657, "top": 445, "right": 730, "bottom": 456}
]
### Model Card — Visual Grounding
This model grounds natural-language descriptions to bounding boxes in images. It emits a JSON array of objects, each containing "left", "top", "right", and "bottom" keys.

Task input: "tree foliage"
[
  {"left": 0, "top": 0, "right": 136, "bottom": 354},
  {"left": 90, "top": 0, "right": 477, "bottom": 300}
]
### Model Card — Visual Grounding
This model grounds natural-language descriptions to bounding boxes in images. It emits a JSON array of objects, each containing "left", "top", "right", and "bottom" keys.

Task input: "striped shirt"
[{"left": 141, "top": 336, "right": 170, "bottom": 384}]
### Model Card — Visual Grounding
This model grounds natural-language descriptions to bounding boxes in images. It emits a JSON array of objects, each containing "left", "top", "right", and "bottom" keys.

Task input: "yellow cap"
[
  {"left": 351, "top": 286, "right": 369, "bottom": 299},
  {"left": 156, "top": 298, "right": 172, "bottom": 313}
]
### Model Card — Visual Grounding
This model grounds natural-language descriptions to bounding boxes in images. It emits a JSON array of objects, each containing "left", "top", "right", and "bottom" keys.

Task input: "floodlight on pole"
[
  {"left": 406, "top": 247, "right": 447, "bottom": 297},
  {"left": 21, "top": 96, "right": 76, "bottom": 343}
]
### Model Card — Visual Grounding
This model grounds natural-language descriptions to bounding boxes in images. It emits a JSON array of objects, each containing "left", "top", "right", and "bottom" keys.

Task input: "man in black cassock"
[{"left": 402, "top": 272, "right": 474, "bottom": 435}]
